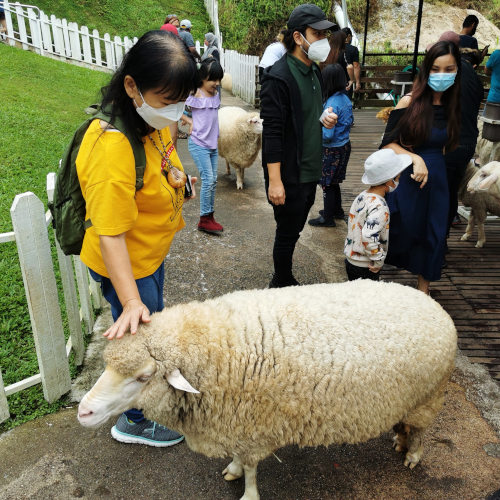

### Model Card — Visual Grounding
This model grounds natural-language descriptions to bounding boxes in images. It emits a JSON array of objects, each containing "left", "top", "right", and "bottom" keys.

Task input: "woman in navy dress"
[{"left": 380, "top": 41, "right": 462, "bottom": 295}]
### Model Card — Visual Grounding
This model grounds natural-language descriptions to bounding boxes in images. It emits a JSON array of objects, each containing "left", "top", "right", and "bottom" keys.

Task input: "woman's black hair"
[
  {"left": 282, "top": 25, "right": 308, "bottom": 52},
  {"left": 100, "top": 30, "right": 200, "bottom": 138},
  {"left": 198, "top": 58, "right": 224, "bottom": 83},
  {"left": 322, "top": 63, "right": 347, "bottom": 99},
  {"left": 396, "top": 40, "right": 461, "bottom": 152}
]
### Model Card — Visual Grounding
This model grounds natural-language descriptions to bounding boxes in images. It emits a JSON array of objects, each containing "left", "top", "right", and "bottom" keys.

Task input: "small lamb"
[
  {"left": 460, "top": 160, "right": 500, "bottom": 247},
  {"left": 218, "top": 106, "right": 263, "bottom": 189},
  {"left": 78, "top": 280, "right": 456, "bottom": 500}
]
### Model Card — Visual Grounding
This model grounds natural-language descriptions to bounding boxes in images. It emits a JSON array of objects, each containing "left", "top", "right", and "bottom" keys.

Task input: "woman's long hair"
[
  {"left": 323, "top": 30, "right": 346, "bottom": 67},
  {"left": 396, "top": 41, "right": 461, "bottom": 152},
  {"left": 100, "top": 30, "right": 200, "bottom": 138}
]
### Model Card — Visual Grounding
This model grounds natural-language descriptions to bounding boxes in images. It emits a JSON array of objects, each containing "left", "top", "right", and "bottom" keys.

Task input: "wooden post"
[
  {"left": 103, "top": 33, "right": 114, "bottom": 69},
  {"left": 61, "top": 18, "right": 72, "bottom": 58},
  {"left": 74, "top": 256, "right": 94, "bottom": 334},
  {"left": 40, "top": 11, "right": 53, "bottom": 53},
  {"left": 10, "top": 192, "right": 71, "bottom": 403},
  {"left": 3, "top": 0, "right": 16, "bottom": 47},
  {"left": 114, "top": 35, "right": 123, "bottom": 67},
  {"left": 68, "top": 21, "right": 82, "bottom": 61},
  {"left": 15, "top": 3, "right": 29, "bottom": 50},
  {"left": 27, "top": 8, "right": 43, "bottom": 55},
  {"left": 92, "top": 29, "right": 102, "bottom": 66},
  {"left": 81, "top": 25, "right": 92, "bottom": 64},
  {"left": 0, "top": 369, "right": 10, "bottom": 423},
  {"left": 47, "top": 173, "right": 85, "bottom": 365}
]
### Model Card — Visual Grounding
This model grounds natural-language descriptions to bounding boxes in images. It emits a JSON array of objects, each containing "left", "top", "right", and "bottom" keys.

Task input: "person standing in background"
[
  {"left": 258, "top": 31, "right": 286, "bottom": 84},
  {"left": 260, "top": 3, "right": 338, "bottom": 288},
  {"left": 179, "top": 19, "right": 201, "bottom": 61},
  {"left": 459, "top": 14, "right": 479, "bottom": 50},
  {"left": 341, "top": 27, "right": 361, "bottom": 97}
]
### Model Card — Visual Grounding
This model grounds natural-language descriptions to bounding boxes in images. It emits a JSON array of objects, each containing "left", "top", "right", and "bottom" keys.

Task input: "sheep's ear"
[
  {"left": 167, "top": 369, "right": 200, "bottom": 393},
  {"left": 478, "top": 173, "right": 498, "bottom": 190}
]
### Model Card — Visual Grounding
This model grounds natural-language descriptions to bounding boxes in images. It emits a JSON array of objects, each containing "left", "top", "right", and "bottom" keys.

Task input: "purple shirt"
[{"left": 186, "top": 91, "right": 220, "bottom": 149}]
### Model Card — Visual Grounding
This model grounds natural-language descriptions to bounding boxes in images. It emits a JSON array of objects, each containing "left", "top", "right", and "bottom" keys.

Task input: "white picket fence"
[
  {"left": 0, "top": 0, "right": 138, "bottom": 71},
  {"left": 0, "top": 175, "right": 102, "bottom": 423},
  {"left": 223, "top": 49, "right": 260, "bottom": 105}
]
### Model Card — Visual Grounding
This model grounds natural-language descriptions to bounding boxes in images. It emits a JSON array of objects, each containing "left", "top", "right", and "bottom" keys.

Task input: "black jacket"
[{"left": 260, "top": 54, "right": 323, "bottom": 185}]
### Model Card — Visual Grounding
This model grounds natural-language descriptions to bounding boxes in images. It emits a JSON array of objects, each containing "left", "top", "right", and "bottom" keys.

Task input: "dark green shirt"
[{"left": 286, "top": 54, "right": 323, "bottom": 183}]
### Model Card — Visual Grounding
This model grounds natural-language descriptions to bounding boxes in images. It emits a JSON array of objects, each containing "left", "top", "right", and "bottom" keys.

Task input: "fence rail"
[{"left": 0, "top": 175, "right": 102, "bottom": 423}]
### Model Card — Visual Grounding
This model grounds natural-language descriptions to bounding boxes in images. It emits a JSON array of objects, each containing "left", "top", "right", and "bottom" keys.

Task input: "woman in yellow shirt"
[{"left": 76, "top": 30, "right": 199, "bottom": 446}]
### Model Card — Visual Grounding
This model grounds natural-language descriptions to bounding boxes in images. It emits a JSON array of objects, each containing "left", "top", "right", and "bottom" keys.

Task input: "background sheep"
[
  {"left": 459, "top": 160, "right": 500, "bottom": 247},
  {"left": 475, "top": 119, "right": 500, "bottom": 166},
  {"left": 78, "top": 280, "right": 457, "bottom": 500},
  {"left": 218, "top": 106, "right": 263, "bottom": 190}
]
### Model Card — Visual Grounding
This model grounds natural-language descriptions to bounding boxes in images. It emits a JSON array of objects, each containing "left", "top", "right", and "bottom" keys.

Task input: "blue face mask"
[{"left": 427, "top": 72, "right": 457, "bottom": 92}]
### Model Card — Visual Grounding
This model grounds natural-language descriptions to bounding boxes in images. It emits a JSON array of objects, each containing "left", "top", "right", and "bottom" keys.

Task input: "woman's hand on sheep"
[
  {"left": 410, "top": 155, "right": 428, "bottom": 188},
  {"left": 103, "top": 298, "right": 151, "bottom": 340}
]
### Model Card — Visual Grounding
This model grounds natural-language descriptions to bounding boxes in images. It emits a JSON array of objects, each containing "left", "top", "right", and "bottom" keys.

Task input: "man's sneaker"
[{"left": 111, "top": 413, "right": 184, "bottom": 447}]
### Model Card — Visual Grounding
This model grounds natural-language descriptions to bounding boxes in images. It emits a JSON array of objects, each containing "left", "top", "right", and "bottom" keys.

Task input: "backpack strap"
[{"left": 92, "top": 108, "right": 147, "bottom": 191}]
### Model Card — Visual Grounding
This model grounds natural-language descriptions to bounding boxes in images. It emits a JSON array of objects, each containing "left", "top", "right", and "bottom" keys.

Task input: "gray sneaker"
[{"left": 111, "top": 413, "right": 184, "bottom": 447}]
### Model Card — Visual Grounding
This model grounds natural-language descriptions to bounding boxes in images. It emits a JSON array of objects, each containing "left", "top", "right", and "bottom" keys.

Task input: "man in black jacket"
[{"left": 260, "top": 3, "right": 338, "bottom": 288}]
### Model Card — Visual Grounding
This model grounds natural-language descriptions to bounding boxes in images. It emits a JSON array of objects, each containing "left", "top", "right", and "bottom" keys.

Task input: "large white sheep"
[
  {"left": 78, "top": 280, "right": 457, "bottom": 500},
  {"left": 218, "top": 106, "right": 263, "bottom": 190},
  {"left": 459, "top": 160, "right": 500, "bottom": 247}
]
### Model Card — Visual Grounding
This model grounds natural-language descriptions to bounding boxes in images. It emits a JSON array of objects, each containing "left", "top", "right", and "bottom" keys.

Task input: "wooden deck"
[{"left": 346, "top": 109, "right": 500, "bottom": 383}]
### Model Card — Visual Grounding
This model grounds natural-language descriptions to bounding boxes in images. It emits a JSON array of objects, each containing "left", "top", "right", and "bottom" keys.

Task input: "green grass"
[
  {"left": 0, "top": 43, "right": 109, "bottom": 431},
  {"left": 31, "top": 0, "right": 212, "bottom": 46}
]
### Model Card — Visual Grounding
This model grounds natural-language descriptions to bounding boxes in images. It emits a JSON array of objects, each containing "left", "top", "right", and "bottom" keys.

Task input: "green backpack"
[{"left": 49, "top": 107, "right": 146, "bottom": 255}]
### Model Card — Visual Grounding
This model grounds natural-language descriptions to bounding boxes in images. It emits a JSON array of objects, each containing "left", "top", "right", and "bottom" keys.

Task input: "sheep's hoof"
[
  {"left": 460, "top": 233, "right": 470, "bottom": 241},
  {"left": 236, "top": 183, "right": 244, "bottom": 190},
  {"left": 475, "top": 241, "right": 485, "bottom": 248},
  {"left": 403, "top": 452, "right": 421, "bottom": 469},
  {"left": 222, "top": 462, "right": 243, "bottom": 481}
]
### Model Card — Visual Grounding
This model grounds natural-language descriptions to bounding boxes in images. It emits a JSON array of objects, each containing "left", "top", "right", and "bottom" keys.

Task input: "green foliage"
[{"left": 29, "top": 0, "right": 212, "bottom": 44}]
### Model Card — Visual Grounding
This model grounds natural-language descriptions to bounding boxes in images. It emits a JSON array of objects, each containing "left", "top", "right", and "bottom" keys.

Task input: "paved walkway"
[{"left": 0, "top": 92, "right": 499, "bottom": 500}]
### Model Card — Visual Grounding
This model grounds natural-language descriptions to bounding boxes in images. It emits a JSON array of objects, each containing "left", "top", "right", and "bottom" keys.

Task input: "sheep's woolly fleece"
[{"left": 103, "top": 280, "right": 457, "bottom": 463}]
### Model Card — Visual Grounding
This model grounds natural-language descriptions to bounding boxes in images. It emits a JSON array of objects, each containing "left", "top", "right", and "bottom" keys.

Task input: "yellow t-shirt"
[{"left": 76, "top": 119, "right": 185, "bottom": 279}]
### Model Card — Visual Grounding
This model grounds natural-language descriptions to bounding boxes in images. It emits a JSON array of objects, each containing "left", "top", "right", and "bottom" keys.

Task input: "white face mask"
[
  {"left": 134, "top": 90, "right": 185, "bottom": 130},
  {"left": 388, "top": 179, "right": 399, "bottom": 193},
  {"left": 300, "top": 34, "right": 331, "bottom": 63}
]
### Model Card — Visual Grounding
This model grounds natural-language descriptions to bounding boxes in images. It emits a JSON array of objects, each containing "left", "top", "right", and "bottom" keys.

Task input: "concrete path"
[{"left": 0, "top": 91, "right": 499, "bottom": 500}]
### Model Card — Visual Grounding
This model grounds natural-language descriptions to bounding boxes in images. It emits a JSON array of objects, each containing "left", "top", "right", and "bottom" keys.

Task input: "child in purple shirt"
[{"left": 182, "top": 59, "right": 224, "bottom": 234}]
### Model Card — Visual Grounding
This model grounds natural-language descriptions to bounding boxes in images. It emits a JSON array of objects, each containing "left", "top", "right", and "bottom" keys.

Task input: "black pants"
[
  {"left": 345, "top": 259, "right": 380, "bottom": 281},
  {"left": 445, "top": 144, "right": 475, "bottom": 234},
  {"left": 323, "top": 184, "right": 344, "bottom": 220},
  {"left": 269, "top": 181, "right": 317, "bottom": 283}
]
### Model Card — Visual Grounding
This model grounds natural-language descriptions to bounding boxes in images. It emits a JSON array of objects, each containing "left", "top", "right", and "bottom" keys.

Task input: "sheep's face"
[
  {"left": 247, "top": 115, "right": 263, "bottom": 134},
  {"left": 78, "top": 360, "right": 157, "bottom": 427},
  {"left": 468, "top": 161, "right": 500, "bottom": 196}
]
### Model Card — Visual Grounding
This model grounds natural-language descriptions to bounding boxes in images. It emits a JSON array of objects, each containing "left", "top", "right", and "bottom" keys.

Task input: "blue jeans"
[
  {"left": 188, "top": 137, "right": 218, "bottom": 216},
  {"left": 89, "top": 263, "right": 165, "bottom": 423}
]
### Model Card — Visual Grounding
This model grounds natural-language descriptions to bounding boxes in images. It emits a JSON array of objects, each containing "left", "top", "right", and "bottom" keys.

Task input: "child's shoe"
[{"left": 198, "top": 213, "right": 223, "bottom": 234}]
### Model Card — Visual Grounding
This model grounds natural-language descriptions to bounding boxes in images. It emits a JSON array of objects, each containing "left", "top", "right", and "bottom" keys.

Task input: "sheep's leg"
[
  {"left": 400, "top": 378, "right": 447, "bottom": 469},
  {"left": 226, "top": 160, "right": 231, "bottom": 175},
  {"left": 392, "top": 422, "right": 410, "bottom": 452},
  {"left": 241, "top": 463, "right": 259, "bottom": 500},
  {"left": 476, "top": 216, "right": 486, "bottom": 248},
  {"left": 236, "top": 166, "right": 244, "bottom": 190},
  {"left": 403, "top": 427, "right": 425, "bottom": 469},
  {"left": 222, "top": 455, "right": 244, "bottom": 481},
  {"left": 222, "top": 455, "right": 260, "bottom": 500},
  {"left": 461, "top": 214, "right": 475, "bottom": 242}
]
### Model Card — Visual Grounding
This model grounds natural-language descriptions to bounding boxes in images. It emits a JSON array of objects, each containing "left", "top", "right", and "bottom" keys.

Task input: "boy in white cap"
[{"left": 344, "top": 149, "right": 412, "bottom": 281}]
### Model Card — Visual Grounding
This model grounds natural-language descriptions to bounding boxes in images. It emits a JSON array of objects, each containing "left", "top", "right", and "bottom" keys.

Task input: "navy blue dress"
[{"left": 381, "top": 106, "right": 448, "bottom": 281}]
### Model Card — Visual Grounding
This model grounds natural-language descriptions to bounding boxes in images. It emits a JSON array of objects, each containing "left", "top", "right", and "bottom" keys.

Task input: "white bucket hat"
[
  {"left": 180, "top": 19, "right": 192, "bottom": 29},
  {"left": 362, "top": 149, "right": 412, "bottom": 185}
]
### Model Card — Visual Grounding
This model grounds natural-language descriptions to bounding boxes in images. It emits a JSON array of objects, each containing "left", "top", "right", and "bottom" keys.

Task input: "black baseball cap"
[{"left": 287, "top": 4, "right": 337, "bottom": 31}]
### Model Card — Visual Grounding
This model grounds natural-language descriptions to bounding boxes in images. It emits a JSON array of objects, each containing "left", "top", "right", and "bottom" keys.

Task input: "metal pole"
[
  {"left": 412, "top": 0, "right": 424, "bottom": 78},
  {"left": 362, "top": 0, "right": 369, "bottom": 66}
]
